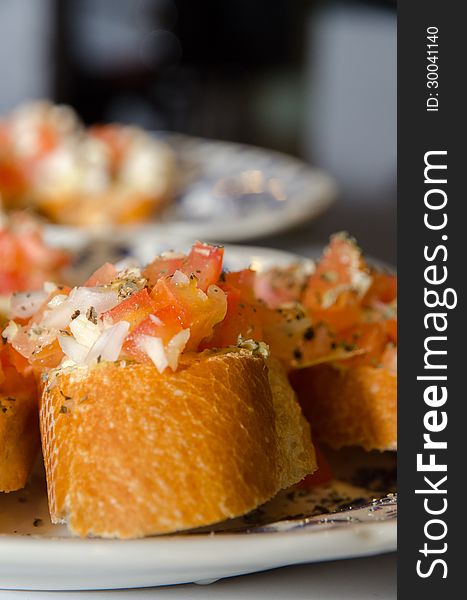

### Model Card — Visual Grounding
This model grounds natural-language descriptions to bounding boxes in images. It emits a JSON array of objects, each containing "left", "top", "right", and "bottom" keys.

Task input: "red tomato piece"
[
  {"left": 363, "top": 272, "right": 397, "bottom": 306},
  {"left": 122, "top": 313, "right": 182, "bottom": 363},
  {"left": 28, "top": 339, "right": 63, "bottom": 370},
  {"left": 142, "top": 256, "right": 185, "bottom": 287},
  {"left": 385, "top": 318, "right": 397, "bottom": 344},
  {"left": 334, "top": 322, "right": 389, "bottom": 369},
  {"left": 85, "top": 262, "right": 118, "bottom": 287},
  {"left": 89, "top": 125, "right": 127, "bottom": 172},
  {"left": 205, "top": 287, "right": 264, "bottom": 348},
  {"left": 151, "top": 276, "right": 227, "bottom": 349},
  {"left": 103, "top": 289, "right": 156, "bottom": 331},
  {"left": 1, "top": 345, "right": 31, "bottom": 376},
  {"left": 203, "top": 269, "right": 263, "bottom": 348},
  {"left": 181, "top": 242, "right": 224, "bottom": 292},
  {"left": 221, "top": 269, "right": 257, "bottom": 301},
  {"left": 302, "top": 233, "right": 368, "bottom": 332},
  {"left": 254, "top": 264, "right": 308, "bottom": 308},
  {"left": 142, "top": 242, "right": 224, "bottom": 291},
  {"left": 380, "top": 343, "right": 397, "bottom": 374}
]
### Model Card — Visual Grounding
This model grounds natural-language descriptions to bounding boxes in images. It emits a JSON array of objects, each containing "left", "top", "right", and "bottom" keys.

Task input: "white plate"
[
  {"left": 0, "top": 245, "right": 396, "bottom": 591},
  {"left": 44, "top": 133, "right": 337, "bottom": 245}
]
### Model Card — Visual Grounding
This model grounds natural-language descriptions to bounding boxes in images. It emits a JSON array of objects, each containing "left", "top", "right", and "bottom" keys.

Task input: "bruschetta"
[
  {"left": 0, "top": 101, "right": 175, "bottom": 226},
  {"left": 256, "top": 233, "right": 397, "bottom": 451},
  {"left": 3, "top": 242, "right": 315, "bottom": 535}
]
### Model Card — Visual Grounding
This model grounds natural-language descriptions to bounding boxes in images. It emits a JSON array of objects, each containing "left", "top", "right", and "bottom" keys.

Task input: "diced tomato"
[
  {"left": 143, "top": 242, "right": 224, "bottom": 291},
  {"left": 142, "top": 256, "right": 185, "bottom": 287},
  {"left": 103, "top": 289, "right": 156, "bottom": 331},
  {"left": 0, "top": 271, "right": 25, "bottom": 295},
  {"left": 0, "top": 214, "right": 70, "bottom": 293},
  {"left": 18, "top": 231, "right": 70, "bottom": 273},
  {"left": 122, "top": 313, "right": 182, "bottom": 363},
  {"left": 0, "top": 159, "right": 27, "bottom": 202},
  {"left": 254, "top": 264, "right": 308, "bottom": 308},
  {"left": 89, "top": 125, "right": 127, "bottom": 172},
  {"left": 308, "top": 292, "right": 362, "bottom": 333},
  {"left": 0, "top": 344, "right": 36, "bottom": 396},
  {"left": 385, "top": 318, "right": 397, "bottom": 344},
  {"left": 34, "top": 124, "right": 59, "bottom": 158},
  {"left": 261, "top": 307, "right": 337, "bottom": 367},
  {"left": 181, "top": 242, "right": 224, "bottom": 292},
  {"left": 380, "top": 343, "right": 397, "bottom": 374},
  {"left": 205, "top": 288, "right": 264, "bottom": 348},
  {"left": 203, "top": 269, "right": 263, "bottom": 348},
  {"left": 302, "top": 233, "right": 368, "bottom": 332},
  {"left": 221, "top": 269, "right": 257, "bottom": 301},
  {"left": 85, "top": 262, "right": 118, "bottom": 287},
  {"left": 117, "top": 268, "right": 227, "bottom": 361},
  {"left": 363, "top": 272, "right": 397, "bottom": 306},
  {"left": 334, "top": 322, "right": 388, "bottom": 369},
  {"left": 0, "top": 363, "right": 36, "bottom": 397},
  {"left": 150, "top": 276, "right": 227, "bottom": 349},
  {"left": 1, "top": 344, "right": 31, "bottom": 375},
  {"left": 28, "top": 339, "right": 63, "bottom": 370},
  {"left": 298, "top": 445, "right": 333, "bottom": 488},
  {"left": 151, "top": 277, "right": 191, "bottom": 326}
]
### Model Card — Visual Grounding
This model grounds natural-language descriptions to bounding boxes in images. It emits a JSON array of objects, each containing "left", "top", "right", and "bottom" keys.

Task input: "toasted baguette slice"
[
  {"left": 291, "top": 365, "right": 396, "bottom": 452},
  {"left": 0, "top": 371, "right": 39, "bottom": 492},
  {"left": 40, "top": 349, "right": 315, "bottom": 538}
]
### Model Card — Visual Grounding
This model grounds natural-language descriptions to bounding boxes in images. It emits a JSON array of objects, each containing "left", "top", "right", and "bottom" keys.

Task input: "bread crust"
[
  {"left": 291, "top": 364, "right": 396, "bottom": 452},
  {"left": 40, "top": 350, "right": 315, "bottom": 538},
  {"left": 0, "top": 381, "right": 39, "bottom": 492}
]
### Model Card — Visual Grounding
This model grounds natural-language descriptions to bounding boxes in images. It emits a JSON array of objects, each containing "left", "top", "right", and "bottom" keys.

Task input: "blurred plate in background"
[{"left": 44, "top": 133, "right": 337, "bottom": 245}]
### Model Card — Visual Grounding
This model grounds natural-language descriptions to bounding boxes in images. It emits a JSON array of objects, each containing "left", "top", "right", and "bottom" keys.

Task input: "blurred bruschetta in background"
[{"left": 0, "top": 101, "right": 175, "bottom": 227}]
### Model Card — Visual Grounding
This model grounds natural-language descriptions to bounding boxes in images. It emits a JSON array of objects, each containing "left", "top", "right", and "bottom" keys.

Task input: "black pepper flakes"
[
  {"left": 303, "top": 327, "right": 315, "bottom": 341},
  {"left": 293, "top": 348, "right": 303, "bottom": 361},
  {"left": 86, "top": 306, "right": 98, "bottom": 324},
  {"left": 33, "top": 518, "right": 43, "bottom": 527}
]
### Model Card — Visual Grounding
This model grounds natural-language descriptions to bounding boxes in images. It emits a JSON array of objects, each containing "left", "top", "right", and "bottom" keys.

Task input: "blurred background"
[{"left": 0, "top": 0, "right": 396, "bottom": 263}]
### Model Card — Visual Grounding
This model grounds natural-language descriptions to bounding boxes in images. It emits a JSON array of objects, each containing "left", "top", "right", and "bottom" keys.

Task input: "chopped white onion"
[
  {"left": 161, "top": 250, "right": 185, "bottom": 259},
  {"left": 58, "top": 334, "right": 89, "bottom": 365},
  {"left": 69, "top": 314, "right": 102, "bottom": 348},
  {"left": 193, "top": 246, "right": 210, "bottom": 256},
  {"left": 43, "top": 281, "right": 58, "bottom": 294},
  {"left": 165, "top": 329, "right": 190, "bottom": 371},
  {"left": 85, "top": 321, "right": 130, "bottom": 365},
  {"left": 69, "top": 287, "right": 121, "bottom": 315},
  {"left": 47, "top": 294, "right": 68, "bottom": 308},
  {"left": 41, "top": 287, "right": 120, "bottom": 329},
  {"left": 41, "top": 302, "right": 76, "bottom": 330},
  {"left": 2, "top": 320, "right": 19, "bottom": 342},
  {"left": 10, "top": 290, "right": 49, "bottom": 318},
  {"left": 172, "top": 270, "right": 190, "bottom": 286},
  {"left": 138, "top": 335, "right": 168, "bottom": 373}
]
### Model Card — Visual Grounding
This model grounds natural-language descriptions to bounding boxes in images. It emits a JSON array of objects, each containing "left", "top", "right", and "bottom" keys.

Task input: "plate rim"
[{"left": 43, "top": 132, "right": 338, "bottom": 243}]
